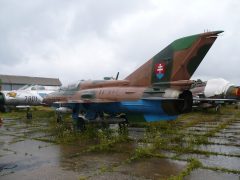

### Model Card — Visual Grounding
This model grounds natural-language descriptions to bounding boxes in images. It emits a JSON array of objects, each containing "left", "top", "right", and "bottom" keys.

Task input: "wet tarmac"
[{"left": 0, "top": 108, "right": 240, "bottom": 179}]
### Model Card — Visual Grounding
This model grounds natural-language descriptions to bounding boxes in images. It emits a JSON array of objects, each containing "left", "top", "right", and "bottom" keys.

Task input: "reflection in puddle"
[{"left": 116, "top": 158, "right": 186, "bottom": 179}]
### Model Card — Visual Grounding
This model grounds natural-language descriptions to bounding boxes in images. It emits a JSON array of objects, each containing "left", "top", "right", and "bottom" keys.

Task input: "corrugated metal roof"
[{"left": 0, "top": 74, "right": 62, "bottom": 86}]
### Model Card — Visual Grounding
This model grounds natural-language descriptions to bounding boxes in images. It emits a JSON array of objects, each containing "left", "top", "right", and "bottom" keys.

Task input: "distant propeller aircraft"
[{"left": 43, "top": 31, "right": 223, "bottom": 129}]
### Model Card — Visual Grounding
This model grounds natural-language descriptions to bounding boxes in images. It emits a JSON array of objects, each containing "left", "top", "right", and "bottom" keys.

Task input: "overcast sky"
[{"left": 0, "top": 0, "right": 239, "bottom": 85}]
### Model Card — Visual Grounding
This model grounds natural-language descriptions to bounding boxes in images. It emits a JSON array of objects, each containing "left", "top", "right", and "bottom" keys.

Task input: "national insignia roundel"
[{"left": 155, "top": 62, "right": 166, "bottom": 79}]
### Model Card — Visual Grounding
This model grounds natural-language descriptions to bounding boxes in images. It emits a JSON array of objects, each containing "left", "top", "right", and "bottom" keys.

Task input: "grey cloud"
[{"left": 0, "top": 0, "right": 240, "bottom": 85}]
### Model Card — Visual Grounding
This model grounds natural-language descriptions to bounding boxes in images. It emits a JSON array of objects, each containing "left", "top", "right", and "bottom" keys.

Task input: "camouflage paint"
[
  {"left": 43, "top": 31, "right": 222, "bottom": 122},
  {"left": 171, "top": 34, "right": 198, "bottom": 51},
  {"left": 125, "top": 31, "right": 223, "bottom": 87}
]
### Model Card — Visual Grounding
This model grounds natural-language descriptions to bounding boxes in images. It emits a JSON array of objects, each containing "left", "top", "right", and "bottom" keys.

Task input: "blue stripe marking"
[{"left": 83, "top": 100, "right": 178, "bottom": 122}]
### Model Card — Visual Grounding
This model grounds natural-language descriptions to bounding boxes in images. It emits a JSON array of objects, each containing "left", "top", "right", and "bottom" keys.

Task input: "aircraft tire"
[
  {"left": 26, "top": 112, "right": 32, "bottom": 119},
  {"left": 57, "top": 113, "right": 63, "bottom": 123},
  {"left": 77, "top": 117, "right": 85, "bottom": 131},
  {"left": 118, "top": 115, "right": 128, "bottom": 134}
]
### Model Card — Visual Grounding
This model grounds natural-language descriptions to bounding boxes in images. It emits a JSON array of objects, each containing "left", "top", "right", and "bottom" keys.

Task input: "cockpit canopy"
[
  {"left": 19, "top": 84, "right": 46, "bottom": 90},
  {"left": 60, "top": 80, "right": 82, "bottom": 91},
  {"left": 18, "top": 84, "right": 59, "bottom": 91}
]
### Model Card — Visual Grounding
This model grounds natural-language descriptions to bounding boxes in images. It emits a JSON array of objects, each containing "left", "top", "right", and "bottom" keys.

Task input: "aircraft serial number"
[{"left": 25, "top": 96, "right": 38, "bottom": 102}]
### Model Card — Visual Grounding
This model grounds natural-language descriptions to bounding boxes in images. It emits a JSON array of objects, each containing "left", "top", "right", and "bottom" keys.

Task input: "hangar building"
[{"left": 0, "top": 74, "right": 62, "bottom": 91}]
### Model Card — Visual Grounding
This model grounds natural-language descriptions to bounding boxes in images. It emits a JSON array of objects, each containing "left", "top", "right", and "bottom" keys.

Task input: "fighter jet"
[
  {"left": 191, "top": 78, "right": 240, "bottom": 111},
  {"left": 0, "top": 85, "right": 59, "bottom": 116},
  {"left": 43, "top": 31, "right": 222, "bottom": 128}
]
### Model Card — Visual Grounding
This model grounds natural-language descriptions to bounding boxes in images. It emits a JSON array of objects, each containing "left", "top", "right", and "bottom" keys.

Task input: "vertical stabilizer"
[{"left": 125, "top": 31, "right": 223, "bottom": 86}]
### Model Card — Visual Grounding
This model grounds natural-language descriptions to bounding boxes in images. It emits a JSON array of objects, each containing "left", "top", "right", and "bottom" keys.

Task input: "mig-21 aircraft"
[
  {"left": 43, "top": 31, "right": 223, "bottom": 129},
  {"left": 0, "top": 85, "right": 59, "bottom": 117}
]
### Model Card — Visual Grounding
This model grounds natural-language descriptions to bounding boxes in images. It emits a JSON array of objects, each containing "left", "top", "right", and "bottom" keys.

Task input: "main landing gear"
[
  {"left": 118, "top": 114, "right": 129, "bottom": 133},
  {"left": 56, "top": 112, "right": 129, "bottom": 132},
  {"left": 74, "top": 115, "right": 129, "bottom": 132},
  {"left": 56, "top": 104, "right": 129, "bottom": 132}
]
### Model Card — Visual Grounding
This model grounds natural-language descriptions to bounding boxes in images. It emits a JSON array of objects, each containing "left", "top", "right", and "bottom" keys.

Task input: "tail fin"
[{"left": 125, "top": 31, "right": 223, "bottom": 86}]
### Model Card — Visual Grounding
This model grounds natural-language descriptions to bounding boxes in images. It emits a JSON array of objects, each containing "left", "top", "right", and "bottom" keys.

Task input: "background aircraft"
[
  {"left": 43, "top": 31, "right": 222, "bottom": 129},
  {"left": 0, "top": 85, "right": 59, "bottom": 117},
  {"left": 191, "top": 78, "right": 240, "bottom": 111}
]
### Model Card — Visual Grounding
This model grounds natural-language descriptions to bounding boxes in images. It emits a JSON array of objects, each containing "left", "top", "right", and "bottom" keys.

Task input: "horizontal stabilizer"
[
  {"left": 194, "top": 97, "right": 238, "bottom": 102},
  {"left": 153, "top": 80, "right": 194, "bottom": 86},
  {"left": 142, "top": 97, "right": 184, "bottom": 101}
]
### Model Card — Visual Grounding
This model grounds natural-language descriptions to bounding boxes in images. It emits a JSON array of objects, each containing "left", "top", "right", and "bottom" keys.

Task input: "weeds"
[
  {"left": 86, "top": 129, "right": 130, "bottom": 152},
  {"left": 127, "top": 145, "right": 155, "bottom": 162}
]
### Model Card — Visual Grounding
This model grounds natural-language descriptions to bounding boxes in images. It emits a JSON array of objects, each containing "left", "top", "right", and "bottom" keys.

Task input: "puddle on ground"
[
  {"left": 185, "top": 168, "right": 239, "bottom": 180},
  {"left": 0, "top": 117, "right": 146, "bottom": 179},
  {"left": 89, "top": 172, "right": 148, "bottom": 180},
  {"left": 61, "top": 152, "right": 131, "bottom": 177},
  {"left": 0, "top": 140, "right": 60, "bottom": 176},
  {"left": 0, "top": 165, "right": 80, "bottom": 180},
  {"left": 59, "top": 141, "right": 136, "bottom": 176},
  {"left": 115, "top": 157, "right": 186, "bottom": 179}
]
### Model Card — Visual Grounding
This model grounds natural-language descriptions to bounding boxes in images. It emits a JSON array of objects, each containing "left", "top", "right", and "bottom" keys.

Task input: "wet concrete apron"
[{"left": 0, "top": 109, "right": 240, "bottom": 180}]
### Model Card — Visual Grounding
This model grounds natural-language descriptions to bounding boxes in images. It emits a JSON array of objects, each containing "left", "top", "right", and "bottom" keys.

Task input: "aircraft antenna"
[{"left": 115, "top": 72, "right": 119, "bottom": 80}]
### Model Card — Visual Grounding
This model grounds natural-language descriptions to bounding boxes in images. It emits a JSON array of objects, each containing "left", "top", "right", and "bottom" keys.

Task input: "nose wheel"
[
  {"left": 215, "top": 104, "right": 221, "bottom": 112},
  {"left": 26, "top": 108, "right": 32, "bottom": 119},
  {"left": 56, "top": 112, "right": 63, "bottom": 123}
]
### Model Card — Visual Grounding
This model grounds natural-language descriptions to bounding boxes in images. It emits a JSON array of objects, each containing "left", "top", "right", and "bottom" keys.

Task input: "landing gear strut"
[
  {"left": 26, "top": 107, "right": 32, "bottom": 119},
  {"left": 76, "top": 117, "right": 86, "bottom": 131},
  {"left": 56, "top": 112, "right": 63, "bottom": 123},
  {"left": 118, "top": 114, "right": 129, "bottom": 133},
  {"left": 215, "top": 104, "right": 221, "bottom": 112}
]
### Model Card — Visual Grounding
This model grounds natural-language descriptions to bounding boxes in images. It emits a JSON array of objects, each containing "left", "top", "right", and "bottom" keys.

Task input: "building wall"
[
  {"left": 1, "top": 84, "right": 61, "bottom": 91},
  {"left": 1, "top": 84, "right": 25, "bottom": 91},
  {"left": 2, "top": 84, "right": 12, "bottom": 91},
  {"left": 0, "top": 75, "right": 62, "bottom": 91},
  {"left": 0, "top": 75, "right": 62, "bottom": 89},
  {"left": 12, "top": 84, "right": 25, "bottom": 90}
]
